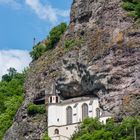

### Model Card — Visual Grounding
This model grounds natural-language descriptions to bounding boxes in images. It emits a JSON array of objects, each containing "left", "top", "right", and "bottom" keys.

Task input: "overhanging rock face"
[
  {"left": 4, "top": 0, "right": 140, "bottom": 139},
  {"left": 56, "top": 46, "right": 140, "bottom": 116}
]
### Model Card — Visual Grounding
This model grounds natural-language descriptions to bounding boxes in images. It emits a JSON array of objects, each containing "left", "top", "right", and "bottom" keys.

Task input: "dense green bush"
[
  {"left": 135, "top": 3, "right": 140, "bottom": 18},
  {"left": 30, "top": 22, "right": 67, "bottom": 60},
  {"left": 0, "top": 68, "right": 25, "bottom": 139},
  {"left": 122, "top": 0, "right": 140, "bottom": 19},
  {"left": 30, "top": 44, "right": 46, "bottom": 60},
  {"left": 72, "top": 117, "right": 140, "bottom": 140},
  {"left": 49, "top": 22, "right": 67, "bottom": 49},
  {"left": 122, "top": 2, "right": 136, "bottom": 11},
  {"left": 27, "top": 103, "right": 46, "bottom": 116}
]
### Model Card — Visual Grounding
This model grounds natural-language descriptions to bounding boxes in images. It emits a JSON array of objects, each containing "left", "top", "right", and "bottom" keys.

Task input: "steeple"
[
  {"left": 48, "top": 81, "right": 60, "bottom": 104},
  {"left": 51, "top": 82, "right": 56, "bottom": 95}
]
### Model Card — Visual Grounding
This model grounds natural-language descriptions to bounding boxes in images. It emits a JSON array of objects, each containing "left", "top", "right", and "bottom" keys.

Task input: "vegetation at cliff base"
[
  {"left": 30, "top": 22, "right": 67, "bottom": 60},
  {"left": 0, "top": 68, "right": 25, "bottom": 139},
  {"left": 72, "top": 117, "right": 140, "bottom": 140},
  {"left": 41, "top": 132, "right": 51, "bottom": 140},
  {"left": 122, "top": 0, "right": 140, "bottom": 19}
]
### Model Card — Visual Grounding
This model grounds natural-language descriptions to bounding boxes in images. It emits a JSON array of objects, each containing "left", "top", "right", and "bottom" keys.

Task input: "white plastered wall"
[{"left": 48, "top": 98, "right": 102, "bottom": 139}]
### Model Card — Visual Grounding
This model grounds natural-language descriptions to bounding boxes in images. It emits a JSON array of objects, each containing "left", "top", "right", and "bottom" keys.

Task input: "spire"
[
  {"left": 33, "top": 37, "right": 36, "bottom": 46},
  {"left": 51, "top": 81, "right": 56, "bottom": 95}
]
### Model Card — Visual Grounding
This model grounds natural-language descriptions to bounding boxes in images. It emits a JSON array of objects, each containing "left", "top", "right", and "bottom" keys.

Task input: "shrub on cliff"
[
  {"left": 27, "top": 103, "right": 46, "bottom": 116},
  {"left": 135, "top": 3, "right": 140, "bottom": 18},
  {"left": 122, "top": 2, "right": 136, "bottom": 11},
  {"left": 49, "top": 22, "right": 67, "bottom": 49},
  {"left": 30, "top": 44, "right": 46, "bottom": 60},
  {"left": 122, "top": 0, "right": 140, "bottom": 19},
  {"left": 30, "top": 22, "right": 67, "bottom": 60}
]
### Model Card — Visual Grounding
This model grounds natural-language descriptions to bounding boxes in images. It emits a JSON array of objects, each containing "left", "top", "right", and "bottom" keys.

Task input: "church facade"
[{"left": 47, "top": 92, "right": 111, "bottom": 140}]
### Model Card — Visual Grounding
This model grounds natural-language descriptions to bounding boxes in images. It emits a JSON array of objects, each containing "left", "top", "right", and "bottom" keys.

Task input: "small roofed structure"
[{"left": 46, "top": 82, "right": 60, "bottom": 105}]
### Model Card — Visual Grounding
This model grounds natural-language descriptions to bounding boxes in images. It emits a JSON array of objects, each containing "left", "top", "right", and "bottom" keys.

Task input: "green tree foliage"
[
  {"left": 30, "top": 22, "right": 67, "bottom": 60},
  {"left": 7, "top": 67, "right": 17, "bottom": 77},
  {"left": 30, "top": 44, "right": 47, "bottom": 60},
  {"left": 2, "top": 67, "right": 17, "bottom": 82},
  {"left": 135, "top": 3, "right": 140, "bottom": 18},
  {"left": 27, "top": 103, "right": 46, "bottom": 116},
  {"left": 0, "top": 69, "right": 25, "bottom": 139},
  {"left": 49, "top": 22, "right": 67, "bottom": 49},
  {"left": 122, "top": 0, "right": 140, "bottom": 19},
  {"left": 71, "top": 117, "right": 140, "bottom": 140}
]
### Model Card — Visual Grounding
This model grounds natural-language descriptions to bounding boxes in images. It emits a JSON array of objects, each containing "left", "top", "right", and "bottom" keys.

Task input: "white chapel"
[{"left": 46, "top": 83, "right": 111, "bottom": 140}]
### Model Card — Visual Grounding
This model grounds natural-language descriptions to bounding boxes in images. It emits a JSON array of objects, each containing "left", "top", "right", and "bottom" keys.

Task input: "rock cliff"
[{"left": 4, "top": 0, "right": 140, "bottom": 139}]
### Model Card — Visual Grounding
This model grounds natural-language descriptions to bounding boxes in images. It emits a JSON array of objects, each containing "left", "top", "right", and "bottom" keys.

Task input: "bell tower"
[{"left": 48, "top": 82, "right": 60, "bottom": 104}]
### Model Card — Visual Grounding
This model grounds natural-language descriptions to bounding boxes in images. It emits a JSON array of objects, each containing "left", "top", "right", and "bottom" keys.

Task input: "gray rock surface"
[{"left": 4, "top": 0, "right": 140, "bottom": 139}]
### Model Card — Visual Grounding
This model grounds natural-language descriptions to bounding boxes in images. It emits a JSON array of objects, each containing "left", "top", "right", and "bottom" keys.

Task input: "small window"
[
  {"left": 54, "top": 129, "right": 59, "bottom": 135},
  {"left": 50, "top": 97, "right": 52, "bottom": 103},
  {"left": 56, "top": 96, "right": 58, "bottom": 103},
  {"left": 96, "top": 108, "right": 100, "bottom": 118}
]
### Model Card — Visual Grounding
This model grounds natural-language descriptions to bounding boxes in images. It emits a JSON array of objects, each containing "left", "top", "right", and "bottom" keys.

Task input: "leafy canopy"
[
  {"left": 72, "top": 117, "right": 140, "bottom": 140},
  {"left": 0, "top": 68, "right": 25, "bottom": 139},
  {"left": 27, "top": 103, "right": 46, "bottom": 116}
]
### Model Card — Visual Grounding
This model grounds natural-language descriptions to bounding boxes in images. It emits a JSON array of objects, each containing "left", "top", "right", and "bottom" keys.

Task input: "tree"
[
  {"left": 0, "top": 70, "right": 25, "bottom": 139},
  {"left": 8, "top": 67, "right": 17, "bottom": 77},
  {"left": 2, "top": 74, "right": 12, "bottom": 82},
  {"left": 2, "top": 68, "right": 17, "bottom": 82},
  {"left": 71, "top": 117, "right": 140, "bottom": 140}
]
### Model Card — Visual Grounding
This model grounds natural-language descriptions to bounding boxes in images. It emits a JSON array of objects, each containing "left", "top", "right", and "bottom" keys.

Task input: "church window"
[
  {"left": 50, "top": 97, "right": 52, "bottom": 103},
  {"left": 82, "top": 103, "right": 88, "bottom": 121},
  {"left": 96, "top": 108, "right": 100, "bottom": 118},
  {"left": 56, "top": 96, "right": 58, "bottom": 103},
  {"left": 54, "top": 129, "right": 59, "bottom": 135},
  {"left": 66, "top": 106, "right": 72, "bottom": 125}
]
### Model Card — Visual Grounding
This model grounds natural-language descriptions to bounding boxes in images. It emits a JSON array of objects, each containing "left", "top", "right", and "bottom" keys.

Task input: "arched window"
[
  {"left": 82, "top": 103, "right": 88, "bottom": 121},
  {"left": 96, "top": 108, "right": 100, "bottom": 118},
  {"left": 66, "top": 106, "right": 72, "bottom": 125},
  {"left": 54, "top": 129, "right": 59, "bottom": 135},
  {"left": 56, "top": 96, "right": 58, "bottom": 103}
]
